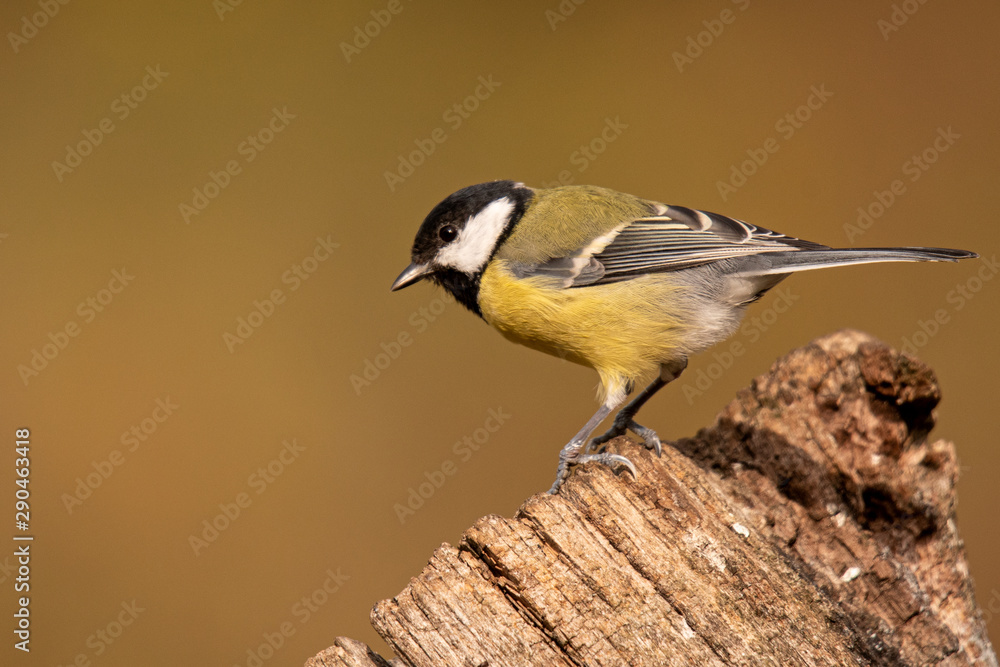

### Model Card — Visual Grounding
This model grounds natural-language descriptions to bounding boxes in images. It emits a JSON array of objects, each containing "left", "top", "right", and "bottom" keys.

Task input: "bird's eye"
[{"left": 438, "top": 224, "right": 458, "bottom": 242}]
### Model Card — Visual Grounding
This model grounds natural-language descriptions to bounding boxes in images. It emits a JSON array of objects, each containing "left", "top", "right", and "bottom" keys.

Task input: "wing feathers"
[
  {"left": 582, "top": 207, "right": 827, "bottom": 282},
  {"left": 515, "top": 202, "right": 971, "bottom": 288},
  {"left": 734, "top": 247, "right": 977, "bottom": 276}
]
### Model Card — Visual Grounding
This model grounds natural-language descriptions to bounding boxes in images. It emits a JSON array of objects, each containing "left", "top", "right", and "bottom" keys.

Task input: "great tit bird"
[{"left": 391, "top": 181, "right": 976, "bottom": 494}]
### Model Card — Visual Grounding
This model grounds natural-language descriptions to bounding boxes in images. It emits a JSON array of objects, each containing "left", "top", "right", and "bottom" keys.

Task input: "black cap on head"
[{"left": 410, "top": 180, "right": 532, "bottom": 264}]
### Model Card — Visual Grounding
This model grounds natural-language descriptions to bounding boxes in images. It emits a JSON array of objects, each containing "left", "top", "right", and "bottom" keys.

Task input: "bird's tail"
[{"left": 736, "top": 246, "right": 977, "bottom": 276}]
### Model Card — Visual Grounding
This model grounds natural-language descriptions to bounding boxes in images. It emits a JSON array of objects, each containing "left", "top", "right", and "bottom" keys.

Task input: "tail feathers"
[{"left": 736, "top": 246, "right": 978, "bottom": 277}]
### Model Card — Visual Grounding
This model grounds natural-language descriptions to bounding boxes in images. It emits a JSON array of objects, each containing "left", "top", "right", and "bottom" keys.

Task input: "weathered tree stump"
[{"left": 307, "top": 330, "right": 996, "bottom": 666}]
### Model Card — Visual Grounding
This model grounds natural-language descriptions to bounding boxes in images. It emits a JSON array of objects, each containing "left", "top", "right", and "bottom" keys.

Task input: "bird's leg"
[
  {"left": 588, "top": 357, "right": 688, "bottom": 456},
  {"left": 548, "top": 395, "right": 632, "bottom": 494},
  {"left": 588, "top": 377, "right": 666, "bottom": 454}
]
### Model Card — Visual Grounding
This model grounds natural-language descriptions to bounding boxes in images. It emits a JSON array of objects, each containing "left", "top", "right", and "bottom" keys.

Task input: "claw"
[
  {"left": 577, "top": 452, "right": 637, "bottom": 480},
  {"left": 550, "top": 451, "right": 638, "bottom": 493},
  {"left": 630, "top": 421, "right": 662, "bottom": 457}
]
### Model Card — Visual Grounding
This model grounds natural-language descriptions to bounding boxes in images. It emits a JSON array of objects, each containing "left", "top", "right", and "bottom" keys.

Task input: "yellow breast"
[{"left": 478, "top": 261, "right": 686, "bottom": 402}]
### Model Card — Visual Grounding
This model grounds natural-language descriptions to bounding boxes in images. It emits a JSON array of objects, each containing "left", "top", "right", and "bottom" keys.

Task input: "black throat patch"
[{"left": 432, "top": 268, "right": 483, "bottom": 317}]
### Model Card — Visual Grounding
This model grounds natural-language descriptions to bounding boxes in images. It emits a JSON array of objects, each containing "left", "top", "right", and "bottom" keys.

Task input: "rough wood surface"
[{"left": 307, "top": 330, "right": 996, "bottom": 667}]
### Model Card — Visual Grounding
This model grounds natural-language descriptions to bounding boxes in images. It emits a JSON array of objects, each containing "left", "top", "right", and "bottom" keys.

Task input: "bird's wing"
[{"left": 516, "top": 205, "right": 828, "bottom": 287}]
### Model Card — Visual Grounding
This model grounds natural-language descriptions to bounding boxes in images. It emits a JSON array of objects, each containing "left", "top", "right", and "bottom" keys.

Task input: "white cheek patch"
[{"left": 436, "top": 197, "right": 515, "bottom": 274}]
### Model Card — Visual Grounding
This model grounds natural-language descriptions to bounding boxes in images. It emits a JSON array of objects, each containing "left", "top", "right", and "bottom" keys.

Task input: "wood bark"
[{"left": 307, "top": 330, "right": 996, "bottom": 667}]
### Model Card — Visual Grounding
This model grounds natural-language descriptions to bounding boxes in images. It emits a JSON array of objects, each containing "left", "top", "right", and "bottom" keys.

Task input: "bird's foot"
[
  {"left": 548, "top": 447, "right": 637, "bottom": 494},
  {"left": 585, "top": 416, "right": 662, "bottom": 457},
  {"left": 628, "top": 421, "right": 663, "bottom": 456}
]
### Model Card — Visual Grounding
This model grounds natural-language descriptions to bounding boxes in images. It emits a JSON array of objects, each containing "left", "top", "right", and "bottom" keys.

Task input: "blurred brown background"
[{"left": 2, "top": 1, "right": 997, "bottom": 664}]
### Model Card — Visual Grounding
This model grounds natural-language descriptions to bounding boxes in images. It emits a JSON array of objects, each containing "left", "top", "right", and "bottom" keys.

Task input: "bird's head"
[{"left": 391, "top": 180, "right": 533, "bottom": 315}]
